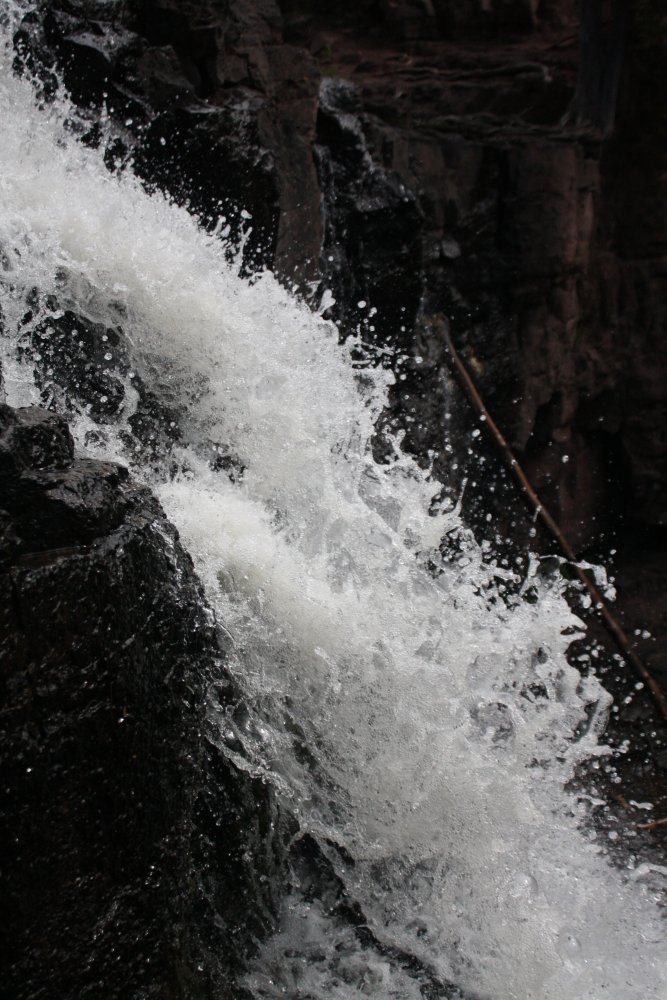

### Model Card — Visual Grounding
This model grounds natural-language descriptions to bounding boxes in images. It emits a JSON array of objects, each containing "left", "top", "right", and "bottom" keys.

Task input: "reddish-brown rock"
[{"left": 16, "top": 0, "right": 667, "bottom": 675}]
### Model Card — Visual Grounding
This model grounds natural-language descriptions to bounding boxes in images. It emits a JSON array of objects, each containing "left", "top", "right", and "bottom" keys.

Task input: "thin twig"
[
  {"left": 442, "top": 325, "right": 667, "bottom": 721},
  {"left": 637, "top": 817, "right": 667, "bottom": 831}
]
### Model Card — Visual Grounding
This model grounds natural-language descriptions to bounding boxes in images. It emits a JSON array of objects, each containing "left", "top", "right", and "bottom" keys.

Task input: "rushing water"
[{"left": 1, "top": 7, "right": 665, "bottom": 998}]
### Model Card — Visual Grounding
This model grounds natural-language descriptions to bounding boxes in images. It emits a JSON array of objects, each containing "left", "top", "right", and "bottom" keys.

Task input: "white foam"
[{"left": 1, "top": 9, "right": 664, "bottom": 997}]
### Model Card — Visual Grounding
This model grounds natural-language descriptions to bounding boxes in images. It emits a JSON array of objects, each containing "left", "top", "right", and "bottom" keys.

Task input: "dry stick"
[
  {"left": 615, "top": 793, "right": 667, "bottom": 829},
  {"left": 637, "top": 817, "right": 667, "bottom": 831},
  {"left": 442, "top": 327, "right": 667, "bottom": 722}
]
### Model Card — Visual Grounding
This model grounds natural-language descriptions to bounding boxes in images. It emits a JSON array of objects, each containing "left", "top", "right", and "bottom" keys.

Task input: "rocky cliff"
[
  {"left": 3, "top": 0, "right": 667, "bottom": 993},
  {"left": 19, "top": 0, "right": 667, "bottom": 600},
  {"left": 18, "top": 2, "right": 667, "bottom": 537},
  {"left": 0, "top": 402, "right": 284, "bottom": 998}
]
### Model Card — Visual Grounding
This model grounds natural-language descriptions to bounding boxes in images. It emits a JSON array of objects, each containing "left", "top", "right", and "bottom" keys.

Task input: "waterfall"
[{"left": 1, "top": 7, "right": 665, "bottom": 998}]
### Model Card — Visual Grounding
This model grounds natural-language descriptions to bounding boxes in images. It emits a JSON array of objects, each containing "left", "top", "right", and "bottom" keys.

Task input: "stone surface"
[
  {"left": 20, "top": 0, "right": 664, "bottom": 562},
  {"left": 6, "top": 5, "right": 667, "bottom": 982},
  {"left": 16, "top": 0, "right": 322, "bottom": 281},
  {"left": 315, "top": 76, "right": 424, "bottom": 348},
  {"left": 0, "top": 403, "right": 280, "bottom": 998},
  {"left": 276, "top": 0, "right": 667, "bottom": 682},
  {"left": 11, "top": 0, "right": 667, "bottom": 679}
]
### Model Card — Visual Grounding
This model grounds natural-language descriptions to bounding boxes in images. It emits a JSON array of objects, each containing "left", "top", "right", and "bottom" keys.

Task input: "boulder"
[{"left": 0, "top": 403, "right": 278, "bottom": 998}]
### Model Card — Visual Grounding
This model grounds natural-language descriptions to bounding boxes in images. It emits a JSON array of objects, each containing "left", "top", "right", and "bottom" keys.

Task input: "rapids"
[{"left": 0, "top": 4, "right": 665, "bottom": 997}]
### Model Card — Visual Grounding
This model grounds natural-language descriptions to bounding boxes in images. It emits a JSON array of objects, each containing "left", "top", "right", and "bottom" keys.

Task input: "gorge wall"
[
  {"left": 17, "top": 0, "right": 667, "bottom": 676},
  {"left": 0, "top": 402, "right": 284, "bottom": 998},
  {"left": 3, "top": 0, "right": 667, "bottom": 995}
]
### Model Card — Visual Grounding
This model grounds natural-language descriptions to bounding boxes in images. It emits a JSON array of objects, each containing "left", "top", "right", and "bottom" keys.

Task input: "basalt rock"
[
  {"left": 9, "top": 0, "right": 667, "bottom": 810},
  {"left": 277, "top": 0, "right": 667, "bottom": 682},
  {"left": 20, "top": 0, "right": 667, "bottom": 555},
  {"left": 315, "top": 76, "right": 424, "bottom": 349},
  {"left": 4, "top": 1, "right": 667, "bottom": 989},
  {"left": 14, "top": 0, "right": 321, "bottom": 279},
  {"left": 0, "top": 403, "right": 280, "bottom": 998}
]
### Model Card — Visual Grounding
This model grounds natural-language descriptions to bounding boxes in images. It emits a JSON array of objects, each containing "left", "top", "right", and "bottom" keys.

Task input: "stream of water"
[{"left": 1, "top": 5, "right": 665, "bottom": 997}]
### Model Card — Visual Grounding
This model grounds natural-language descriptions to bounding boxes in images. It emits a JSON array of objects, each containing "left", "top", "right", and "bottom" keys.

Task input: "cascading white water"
[{"left": 1, "top": 7, "right": 665, "bottom": 998}]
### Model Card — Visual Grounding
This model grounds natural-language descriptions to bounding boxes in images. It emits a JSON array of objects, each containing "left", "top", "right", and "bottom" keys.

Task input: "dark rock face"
[
  {"left": 275, "top": 0, "right": 667, "bottom": 683},
  {"left": 19, "top": 0, "right": 667, "bottom": 560},
  {"left": 15, "top": 0, "right": 322, "bottom": 279},
  {"left": 0, "top": 404, "right": 279, "bottom": 999},
  {"left": 1, "top": 405, "right": 130, "bottom": 550},
  {"left": 5, "top": 0, "right": 667, "bottom": 990},
  {"left": 315, "top": 77, "right": 424, "bottom": 349}
]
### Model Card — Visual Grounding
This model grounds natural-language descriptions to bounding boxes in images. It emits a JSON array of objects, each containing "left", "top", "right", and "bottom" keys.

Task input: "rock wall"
[
  {"left": 23, "top": 0, "right": 666, "bottom": 555},
  {"left": 280, "top": 0, "right": 665, "bottom": 551},
  {"left": 4, "top": 0, "right": 667, "bottom": 990},
  {"left": 0, "top": 403, "right": 280, "bottom": 998}
]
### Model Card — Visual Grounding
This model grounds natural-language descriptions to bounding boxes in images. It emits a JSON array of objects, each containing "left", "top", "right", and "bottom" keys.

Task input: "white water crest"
[{"left": 1, "top": 9, "right": 665, "bottom": 999}]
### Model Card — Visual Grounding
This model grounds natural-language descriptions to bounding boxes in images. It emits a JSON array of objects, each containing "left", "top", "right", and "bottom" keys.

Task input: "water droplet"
[{"left": 509, "top": 872, "right": 538, "bottom": 899}]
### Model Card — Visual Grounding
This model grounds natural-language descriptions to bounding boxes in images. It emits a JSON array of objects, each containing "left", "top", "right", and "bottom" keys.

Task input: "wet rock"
[
  {"left": 4, "top": 0, "right": 667, "bottom": 986},
  {"left": 26, "top": 309, "right": 130, "bottom": 422},
  {"left": 0, "top": 403, "right": 130, "bottom": 554},
  {"left": 282, "top": 2, "right": 667, "bottom": 560},
  {"left": 315, "top": 77, "right": 424, "bottom": 348},
  {"left": 275, "top": 0, "right": 667, "bottom": 686},
  {"left": 15, "top": 0, "right": 321, "bottom": 281},
  {"left": 0, "top": 402, "right": 74, "bottom": 472},
  {"left": 130, "top": 0, "right": 322, "bottom": 282},
  {"left": 19, "top": 1, "right": 667, "bottom": 558},
  {"left": 0, "top": 402, "right": 281, "bottom": 998}
]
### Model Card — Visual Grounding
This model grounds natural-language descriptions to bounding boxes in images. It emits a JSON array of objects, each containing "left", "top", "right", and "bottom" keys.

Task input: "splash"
[{"left": 0, "top": 8, "right": 664, "bottom": 998}]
